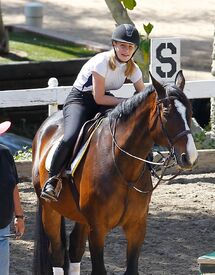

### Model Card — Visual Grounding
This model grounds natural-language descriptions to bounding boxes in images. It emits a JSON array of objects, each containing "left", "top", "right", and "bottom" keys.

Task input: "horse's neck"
[
  {"left": 108, "top": 94, "right": 158, "bottom": 179},
  {"left": 109, "top": 118, "right": 151, "bottom": 182},
  {"left": 115, "top": 111, "right": 154, "bottom": 162}
]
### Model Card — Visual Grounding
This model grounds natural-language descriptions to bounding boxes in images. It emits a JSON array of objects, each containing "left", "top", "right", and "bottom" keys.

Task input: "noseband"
[{"left": 109, "top": 94, "right": 191, "bottom": 193}]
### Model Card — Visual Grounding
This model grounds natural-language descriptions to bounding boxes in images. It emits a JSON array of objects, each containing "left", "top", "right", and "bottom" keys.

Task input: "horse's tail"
[
  {"left": 32, "top": 201, "right": 69, "bottom": 275},
  {"left": 33, "top": 201, "right": 52, "bottom": 275}
]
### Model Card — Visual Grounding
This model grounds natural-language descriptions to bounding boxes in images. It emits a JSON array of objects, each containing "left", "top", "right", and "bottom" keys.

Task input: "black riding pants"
[{"left": 49, "top": 87, "right": 109, "bottom": 177}]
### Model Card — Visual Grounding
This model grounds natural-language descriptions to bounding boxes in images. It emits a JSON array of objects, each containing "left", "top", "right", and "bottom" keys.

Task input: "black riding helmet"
[{"left": 112, "top": 24, "right": 140, "bottom": 48}]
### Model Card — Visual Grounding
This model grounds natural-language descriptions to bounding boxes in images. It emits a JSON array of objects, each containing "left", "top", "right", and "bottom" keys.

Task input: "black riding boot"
[{"left": 40, "top": 141, "right": 72, "bottom": 201}]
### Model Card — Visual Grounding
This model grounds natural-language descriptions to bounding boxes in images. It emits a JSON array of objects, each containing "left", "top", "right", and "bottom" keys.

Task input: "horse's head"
[{"left": 149, "top": 70, "right": 198, "bottom": 170}]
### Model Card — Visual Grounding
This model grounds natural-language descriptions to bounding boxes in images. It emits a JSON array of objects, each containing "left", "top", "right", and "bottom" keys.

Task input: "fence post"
[
  {"left": 211, "top": 22, "right": 215, "bottom": 138},
  {"left": 48, "top": 77, "right": 59, "bottom": 116}
]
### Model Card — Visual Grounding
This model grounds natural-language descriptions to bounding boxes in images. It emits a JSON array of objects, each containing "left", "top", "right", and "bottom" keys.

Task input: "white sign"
[{"left": 150, "top": 38, "right": 181, "bottom": 82}]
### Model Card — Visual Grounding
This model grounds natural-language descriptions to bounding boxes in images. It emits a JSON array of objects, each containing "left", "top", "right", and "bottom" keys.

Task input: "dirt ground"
[{"left": 9, "top": 172, "right": 215, "bottom": 275}]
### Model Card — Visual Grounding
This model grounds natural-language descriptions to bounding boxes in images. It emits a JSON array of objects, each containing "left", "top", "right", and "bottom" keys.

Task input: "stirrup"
[{"left": 40, "top": 176, "right": 62, "bottom": 202}]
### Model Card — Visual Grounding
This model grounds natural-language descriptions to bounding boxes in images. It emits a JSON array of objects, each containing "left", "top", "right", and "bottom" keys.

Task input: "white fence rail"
[{"left": 0, "top": 78, "right": 215, "bottom": 115}]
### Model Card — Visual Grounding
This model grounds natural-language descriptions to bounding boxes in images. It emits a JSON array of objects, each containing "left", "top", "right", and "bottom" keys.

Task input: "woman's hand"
[{"left": 14, "top": 216, "right": 25, "bottom": 239}]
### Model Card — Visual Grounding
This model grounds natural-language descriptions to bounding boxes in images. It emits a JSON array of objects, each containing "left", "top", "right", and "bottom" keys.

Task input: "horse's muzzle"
[{"left": 179, "top": 152, "right": 198, "bottom": 170}]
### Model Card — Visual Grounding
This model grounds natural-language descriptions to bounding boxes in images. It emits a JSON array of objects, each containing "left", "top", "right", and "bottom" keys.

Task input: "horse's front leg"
[
  {"left": 122, "top": 202, "right": 150, "bottom": 275},
  {"left": 88, "top": 227, "right": 107, "bottom": 275},
  {"left": 68, "top": 222, "right": 88, "bottom": 274},
  {"left": 123, "top": 221, "right": 147, "bottom": 275},
  {"left": 43, "top": 202, "right": 67, "bottom": 274}
]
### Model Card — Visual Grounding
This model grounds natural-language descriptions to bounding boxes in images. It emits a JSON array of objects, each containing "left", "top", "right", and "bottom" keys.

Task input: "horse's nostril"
[{"left": 181, "top": 153, "right": 188, "bottom": 164}]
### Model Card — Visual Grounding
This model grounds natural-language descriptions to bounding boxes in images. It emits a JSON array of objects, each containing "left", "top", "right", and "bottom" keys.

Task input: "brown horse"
[{"left": 32, "top": 71, "right": 198, "bottom": 275}]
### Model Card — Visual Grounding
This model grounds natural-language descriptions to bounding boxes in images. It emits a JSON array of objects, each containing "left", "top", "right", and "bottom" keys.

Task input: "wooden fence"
[
  {"left": 0, "top": 77, "right": 215, "bottom": 116},
  {"left": 1, "top": 77, "right": 214, "bottom": 177}
]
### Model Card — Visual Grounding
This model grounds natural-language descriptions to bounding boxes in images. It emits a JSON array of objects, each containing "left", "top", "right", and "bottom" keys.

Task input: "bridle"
[
  {"left": 109, "top": 95, "right": 191, "bottom": 194},
  {"left": 157, "top": 96, "right": 191, "bottom": 149}
]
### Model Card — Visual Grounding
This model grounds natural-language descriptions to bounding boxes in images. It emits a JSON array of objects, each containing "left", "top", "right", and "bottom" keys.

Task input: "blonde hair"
[{"left": 108, "top": 52, "right": 136, "bottom": 78}]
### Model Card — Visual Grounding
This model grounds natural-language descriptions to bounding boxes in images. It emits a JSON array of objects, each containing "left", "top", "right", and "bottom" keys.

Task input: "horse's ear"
[
  {"left": 175, "top": 70, "right": 185, "bottom": 91},
  {"left": 149, "top": 71, "right": 166, "bottom": 99}
]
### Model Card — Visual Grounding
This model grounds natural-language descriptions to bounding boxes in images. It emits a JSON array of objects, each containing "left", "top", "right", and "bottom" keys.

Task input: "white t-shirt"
[{"left": 73, "top": 50, "right": 142, "bottom": 92}]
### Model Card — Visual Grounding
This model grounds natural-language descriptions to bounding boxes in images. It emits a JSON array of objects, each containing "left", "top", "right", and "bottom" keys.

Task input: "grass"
[
  {"left": 14, "top": 147, "right": 32, "bottom": 160},
  {"left": 0, "top": 31, "right": 96, "bottom": 63}
]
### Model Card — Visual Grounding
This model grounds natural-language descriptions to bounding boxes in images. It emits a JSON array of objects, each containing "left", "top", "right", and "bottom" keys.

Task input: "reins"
[
  {"left": 109, "top": 116, "right": 176, "bottom": 194},
  {"left": 109, "top": 116, "right": 172, "bottom": 167},
  {"left": 109, "top": 95, "right": 190, "bottom": 194}
]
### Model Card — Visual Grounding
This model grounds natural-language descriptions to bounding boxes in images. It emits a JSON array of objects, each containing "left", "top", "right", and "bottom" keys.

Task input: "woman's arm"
[
  {"left": 134, "top": 78, "right": 145, "bottom": 93},
  {"left": 92, "top": 71, "right": 125, "bottom": 106},
  {"left": 13, "top": 185, "right": 25, "bottom": 238}
]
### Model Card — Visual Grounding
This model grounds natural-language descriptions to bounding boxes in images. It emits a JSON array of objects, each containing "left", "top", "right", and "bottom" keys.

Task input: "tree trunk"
[
  {"left": 211, "top": 22, "right": 215, "bottom": 138},
  {"left": 104, "top": 0, "right": 133, "bottom": 25},
  {"left": 210, "top": 98, "right": 215, "bottom": 138},
  {"left": 0, "top": 1, "right": 9, "bottom": 54}
]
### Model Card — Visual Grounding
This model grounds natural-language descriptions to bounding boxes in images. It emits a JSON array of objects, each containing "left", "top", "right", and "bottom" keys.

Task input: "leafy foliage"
[
  {"left": 194, "top": 133, "right": 215, "bottom": 149},
  {"left": 14, "top": 147, "right": 32, "bottom": 161},
  {"left": 138, "top": 23, "right": 154, "bottom": 81},
  {"left": 120, "top": 0, "right": 136, "bottom": 10},
  {"left": 143, "top": 23, "right": 154, "bottom": 36}
]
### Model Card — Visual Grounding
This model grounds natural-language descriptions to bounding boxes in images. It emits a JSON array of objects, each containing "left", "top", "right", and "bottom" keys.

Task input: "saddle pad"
[
  {"left": 70, "top": 132, "right": 94, "bottom": 176},
  {"left": 70, "top": 119, "right": 103, "bottom": 176}
]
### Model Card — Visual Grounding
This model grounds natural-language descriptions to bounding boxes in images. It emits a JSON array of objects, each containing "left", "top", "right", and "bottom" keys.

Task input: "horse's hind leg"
[
  {"left": 33, "top": 202, "right": 53, "bottom": 275},
  {"left": 42, "top": 203, "right": 68, "bottom": 274},
  {"left": 68, "top": 222, "right": 88, "bottom": 274}
]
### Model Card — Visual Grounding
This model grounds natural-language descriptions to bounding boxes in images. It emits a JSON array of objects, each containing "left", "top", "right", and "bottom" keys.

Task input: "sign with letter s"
[{"left": 150, "top": 38, "right": 180, "bottom": 82}]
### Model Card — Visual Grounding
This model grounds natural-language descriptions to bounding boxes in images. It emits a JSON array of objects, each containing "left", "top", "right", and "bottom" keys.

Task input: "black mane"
[
  {"left": 108, "top": 84, "right": 155, "bottom": 121},
  {"left": 107, "top": 81, "right": 191, "bottom": 122}
]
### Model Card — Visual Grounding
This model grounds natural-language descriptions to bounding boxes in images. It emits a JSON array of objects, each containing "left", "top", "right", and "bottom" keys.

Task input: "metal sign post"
[{"left": 150, "top": 38, "right": 181, "bottom": 82}]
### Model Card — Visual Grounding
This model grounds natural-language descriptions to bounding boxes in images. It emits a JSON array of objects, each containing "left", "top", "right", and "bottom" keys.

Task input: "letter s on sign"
[{"left": 156, "top": 42, "right": 177, "bottom": 78}]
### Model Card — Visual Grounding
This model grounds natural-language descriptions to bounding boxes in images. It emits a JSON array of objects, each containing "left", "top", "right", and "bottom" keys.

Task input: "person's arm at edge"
[
  {"left": 133, "top": 78, "right": 145, "bottom": 93},
  {"left": 13, "top": 185, "right": 25, "bottom": 239}
]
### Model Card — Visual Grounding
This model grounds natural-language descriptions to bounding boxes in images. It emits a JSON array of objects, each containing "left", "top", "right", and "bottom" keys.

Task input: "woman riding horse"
[
  {"left": 41, "top": 24, "right": 145, "bottom": 202},
  {"left": 32, "top": 68, "right": 198, "bottom": 274}
]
